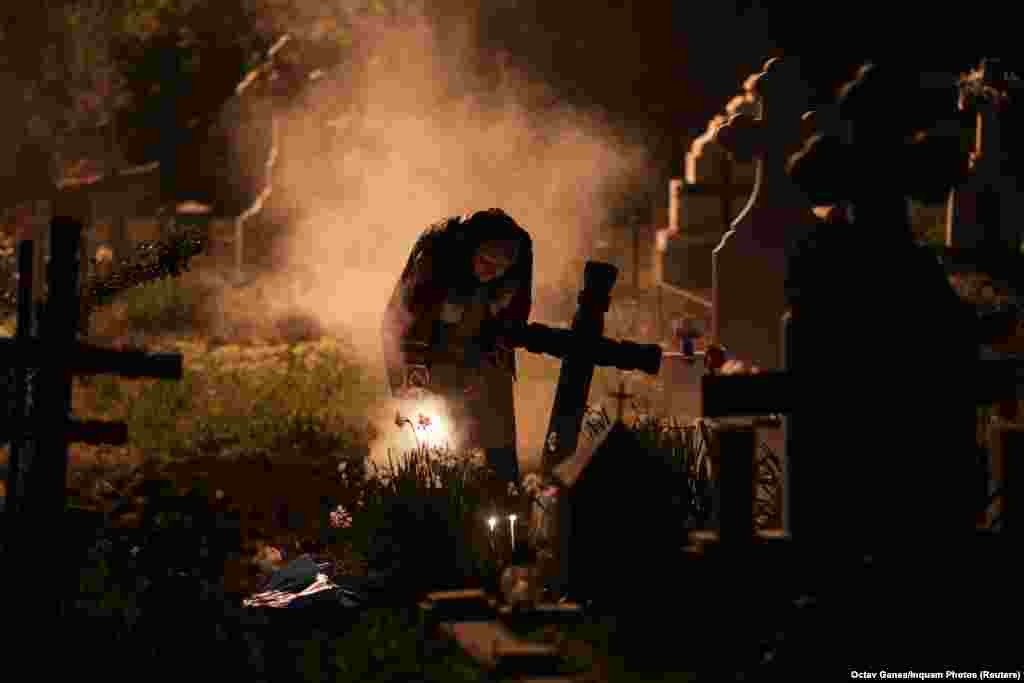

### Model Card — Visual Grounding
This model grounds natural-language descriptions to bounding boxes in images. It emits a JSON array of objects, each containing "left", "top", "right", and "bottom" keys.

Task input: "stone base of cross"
[{"left": 698, "top": 313, "right": 1023, "bottom": 553}]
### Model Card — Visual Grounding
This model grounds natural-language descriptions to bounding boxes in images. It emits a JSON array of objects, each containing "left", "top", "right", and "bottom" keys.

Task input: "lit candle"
[
  {"left": 487, "top": 515, "right": 498, "bottom": 549},
  {"left": 508, "top": 514, "right": 517, "bottom": 552}
]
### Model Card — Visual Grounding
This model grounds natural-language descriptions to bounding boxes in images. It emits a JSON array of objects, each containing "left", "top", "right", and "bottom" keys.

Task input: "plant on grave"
[
  {"left": 119, "top": 268, "right": 212, "bottom": 334},
  {"left": 352, "top": 444, "right": 502, "bottom": 593},
  {"left": 126, "top": 342, "right": 379, "bottom": 460}
]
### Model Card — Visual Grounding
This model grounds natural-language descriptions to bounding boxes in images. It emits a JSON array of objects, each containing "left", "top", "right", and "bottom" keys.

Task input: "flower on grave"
[{"left": 329, "top": 505, "right": 353, "bottom": 529}]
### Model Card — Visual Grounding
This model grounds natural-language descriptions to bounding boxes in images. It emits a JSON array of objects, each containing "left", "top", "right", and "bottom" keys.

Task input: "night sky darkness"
[{"left": 470, "top": 0, "right": 995, "bottom": 188}]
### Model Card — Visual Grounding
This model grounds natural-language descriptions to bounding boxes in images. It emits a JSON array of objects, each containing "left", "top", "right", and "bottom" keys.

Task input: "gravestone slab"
[
  {"left": 710, "top": 58, "right": 820, "bottom": 490},
  {"left": 712, "top": 57, "right": 819, "bottom": 373},
  {"left": 552, "top": 420, "right": 687, "bottom": 608}
]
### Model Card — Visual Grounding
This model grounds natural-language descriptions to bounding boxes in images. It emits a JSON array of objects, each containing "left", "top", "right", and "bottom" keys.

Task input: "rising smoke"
[{"left": 233, "top": 7, "right": 652, "bottom": 471}]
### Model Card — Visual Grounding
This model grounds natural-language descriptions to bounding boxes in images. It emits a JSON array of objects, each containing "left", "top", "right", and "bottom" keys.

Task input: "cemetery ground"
[
  {"left": 2, "top": 256, "right": 1017, "bottom": 679},
  {"left": 0, "top": 261, "right": 708, "bottom": 682}
]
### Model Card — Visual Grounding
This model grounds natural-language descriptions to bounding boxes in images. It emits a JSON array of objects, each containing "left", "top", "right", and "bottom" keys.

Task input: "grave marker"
[
  {"left": 2, "top": 216, "right": 184, "bottom": 649},
  {"left": 701, "top": 316, "right": 1023, "bottom": 544},
  {"left": 701, "top": 62, "right": 1013, "bottom": 555},
  {"left": 711, "top": 57, "right": 819, "bottom": 373}
]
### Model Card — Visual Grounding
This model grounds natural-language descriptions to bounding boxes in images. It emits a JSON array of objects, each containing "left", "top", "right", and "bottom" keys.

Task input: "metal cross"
[{"left": 608, "top": 376, "right": 634, "bottom": 424}]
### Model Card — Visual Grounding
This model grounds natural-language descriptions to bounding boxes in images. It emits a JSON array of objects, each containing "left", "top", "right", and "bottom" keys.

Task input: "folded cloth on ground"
[
  {"left": 258, "top": 555, "right": 324, "bottom": 594},
  {"left": 244, "top": 555, "right": 386, "bottom": 609}
]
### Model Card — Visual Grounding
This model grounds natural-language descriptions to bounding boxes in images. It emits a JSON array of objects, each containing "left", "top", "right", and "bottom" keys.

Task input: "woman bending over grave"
[{"left": 381, "top": 208, "right": 533, "bottom": 489}]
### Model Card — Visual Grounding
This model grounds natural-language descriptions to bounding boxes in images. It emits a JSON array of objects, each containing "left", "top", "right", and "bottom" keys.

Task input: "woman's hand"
[{"left": 395, "top": 364, "right": 431, "bottom": 399}]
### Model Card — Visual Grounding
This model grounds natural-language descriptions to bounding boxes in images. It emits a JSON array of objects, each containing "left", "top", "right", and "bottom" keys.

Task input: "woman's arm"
[{"left": 381, "top": 226, "right": 450, "bottom": 395}]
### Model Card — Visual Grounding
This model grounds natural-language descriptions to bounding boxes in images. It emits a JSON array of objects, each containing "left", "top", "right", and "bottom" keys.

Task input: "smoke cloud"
[{"left": 233, "top": 8, "right": 651, "bottom": 471}]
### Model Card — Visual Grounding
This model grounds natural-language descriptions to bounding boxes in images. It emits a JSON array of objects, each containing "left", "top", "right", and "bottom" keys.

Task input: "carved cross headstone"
[
  {"left": 711, "top": 57, "right": 819, "bottom": 372},
  {"left": 706, "top": 62, "right": 994, "bottom": 553},
  {"left": 661, "top": 97, "right": 760, "bottom": 296},
  {"left": 708, "top": 57, "right": 820, "bottom": 490}
]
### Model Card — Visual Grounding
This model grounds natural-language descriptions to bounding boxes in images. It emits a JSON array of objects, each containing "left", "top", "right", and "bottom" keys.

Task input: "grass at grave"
[{"left": 119, "top": 274, "right": 211, "bottom": 334}]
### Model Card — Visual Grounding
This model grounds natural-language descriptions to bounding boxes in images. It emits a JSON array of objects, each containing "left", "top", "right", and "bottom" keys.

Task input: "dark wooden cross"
[
  {"left": 2, "top": 215, "right": 183, "bottom": 643},
  {"left": 526, "top": 262, "right": 661, "bottom": 598},
  {"left": 531, "top": 262, "right": 662, "bottom": 470}
]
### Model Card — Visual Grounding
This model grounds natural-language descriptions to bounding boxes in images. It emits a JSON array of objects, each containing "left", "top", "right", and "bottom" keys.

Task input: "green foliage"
[
  {"left": 126, "top": 342, "right": 379, "bottom": 460},
  {"left": 91, "top": 374, "right": 127, "bottom": 415},
  {"left": 356, "top": 445, "right": 500, "bottom": 590},
  {"left": 121, "top": 275, "right": 200, "bottom": 333},
  {"left": 0, "top": 225, "right": 207, "bottom": 319}
]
